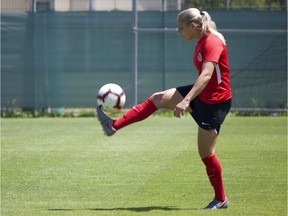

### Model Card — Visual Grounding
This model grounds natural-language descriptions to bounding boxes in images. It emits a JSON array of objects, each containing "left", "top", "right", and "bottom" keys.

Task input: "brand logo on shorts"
[{"left": 197, "top": 53, "right": 202, "bottom": 62}]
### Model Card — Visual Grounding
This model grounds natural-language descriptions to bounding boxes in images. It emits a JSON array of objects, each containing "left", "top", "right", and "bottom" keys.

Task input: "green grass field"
[{"left": 1, "top": 115, "right": 287, "bottom": 216}]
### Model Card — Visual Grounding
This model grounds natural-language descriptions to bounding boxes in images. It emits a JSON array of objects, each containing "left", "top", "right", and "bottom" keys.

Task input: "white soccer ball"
[{"left": 97, "top": 83, "right": 126, "bottom": 113}]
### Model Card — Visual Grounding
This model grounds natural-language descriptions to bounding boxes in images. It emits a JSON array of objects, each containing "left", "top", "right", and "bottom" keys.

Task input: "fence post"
[
  {"left": 226, "top": 0, "right": 230, "bottom": 10},
  {"left": 161, "top": 0, "right": 166, "bottom": 91},
  {"left": 132, "top": 0, "right": 138, "bottom": 106},
  {"left": 89, "top": 0, "right": 96, "bottom": 11},
  {"left": 32, "top": 0, "right": 36, "bottom": 12}
]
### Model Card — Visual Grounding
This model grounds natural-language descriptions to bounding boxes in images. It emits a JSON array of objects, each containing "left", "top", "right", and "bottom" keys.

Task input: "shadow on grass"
[{"left": 48, "top": 206, "right": 201, "bottom": 212}]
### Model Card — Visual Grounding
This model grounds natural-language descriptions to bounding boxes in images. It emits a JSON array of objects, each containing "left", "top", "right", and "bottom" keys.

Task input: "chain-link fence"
[{"left": 1, "top": 0, "right": 287, "bottom": 114}]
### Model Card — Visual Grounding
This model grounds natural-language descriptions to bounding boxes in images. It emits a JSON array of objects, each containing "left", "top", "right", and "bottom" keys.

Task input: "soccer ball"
[{"left": 97, "top": 83, "right": 126, "bottom": 113}]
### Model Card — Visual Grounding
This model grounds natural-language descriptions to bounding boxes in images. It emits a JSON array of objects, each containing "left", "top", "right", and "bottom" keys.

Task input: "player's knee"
[{"left": 150, "top": 91, "right": 165, "bottom": 108}]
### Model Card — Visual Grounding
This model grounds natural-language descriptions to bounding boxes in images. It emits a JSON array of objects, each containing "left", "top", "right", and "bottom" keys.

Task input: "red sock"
[
  {"left": 202, "top": 153, "right": 226, "bottom": 202},
  {"left": 113, "top": 98, "right": 158, "bottom": 130}
]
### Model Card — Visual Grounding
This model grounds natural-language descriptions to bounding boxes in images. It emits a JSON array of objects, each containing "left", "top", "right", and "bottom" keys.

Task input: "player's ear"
[{"left": 190, "top": 22, "right": 197, "bottom": 29}]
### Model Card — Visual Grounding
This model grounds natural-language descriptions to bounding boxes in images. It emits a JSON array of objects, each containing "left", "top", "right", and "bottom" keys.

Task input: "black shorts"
[{"left": 176, "top": 85, "right": 232, "bottom": 134}]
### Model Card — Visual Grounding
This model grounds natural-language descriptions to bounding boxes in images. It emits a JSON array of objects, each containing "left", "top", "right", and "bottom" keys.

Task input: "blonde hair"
[{"left": 178, "top": 8, "right": 226, "bottom": 45}]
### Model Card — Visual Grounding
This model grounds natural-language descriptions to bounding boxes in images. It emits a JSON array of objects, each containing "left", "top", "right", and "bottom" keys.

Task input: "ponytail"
[
  {"left": 178, "top": 8, "right": 226, "bottom": 45},
  {"left": 201, "top": 11, "right": 226, "bottom": 45}
]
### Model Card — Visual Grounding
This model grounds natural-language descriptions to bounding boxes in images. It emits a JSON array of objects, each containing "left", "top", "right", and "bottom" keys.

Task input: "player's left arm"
[{"left": 174, "top": 61, "right": 215, "bottom": 118}]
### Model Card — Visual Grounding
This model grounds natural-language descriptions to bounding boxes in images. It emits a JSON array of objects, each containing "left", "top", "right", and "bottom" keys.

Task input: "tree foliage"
[{"left": 182, "top": 0, "right": 286, "bottom": 10}]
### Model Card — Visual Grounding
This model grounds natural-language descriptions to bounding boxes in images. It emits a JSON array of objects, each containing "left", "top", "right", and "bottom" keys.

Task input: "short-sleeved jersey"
[{"left": 193, "top": 33, "right": 232, "bottom": 104}]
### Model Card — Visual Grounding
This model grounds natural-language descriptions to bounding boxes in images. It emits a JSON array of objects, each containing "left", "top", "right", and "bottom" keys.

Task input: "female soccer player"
[{"left": 97, "top": 8, "right": 232, "bottom": 210}]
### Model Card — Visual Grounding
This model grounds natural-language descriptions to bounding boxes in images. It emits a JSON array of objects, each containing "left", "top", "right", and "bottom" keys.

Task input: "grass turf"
[{"left": 1, "top": 116, "right": 287, "bottom": 216}]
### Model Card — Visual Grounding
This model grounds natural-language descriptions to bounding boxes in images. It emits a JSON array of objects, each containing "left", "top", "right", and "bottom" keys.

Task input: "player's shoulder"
[
  {"left": 206, "top": 33, "right": 222, "bottom": 44},
  {"left": 202, "top": 34, "right": 225, "bottom": 51},
  {"left": 198, "top": 34, "right": 220, "bottom": 47}
]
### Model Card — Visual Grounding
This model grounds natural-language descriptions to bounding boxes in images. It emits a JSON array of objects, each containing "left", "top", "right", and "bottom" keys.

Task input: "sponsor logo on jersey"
[{"left": 197, "top": 53, "right": 202, "bottom": 62}]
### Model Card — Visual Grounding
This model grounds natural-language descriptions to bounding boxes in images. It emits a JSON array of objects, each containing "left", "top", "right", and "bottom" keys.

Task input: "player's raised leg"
[
  {"left": 96, "top": 88, "right": 190, "bottom": 136},
  {"left": 114, "top": 88, "right": 193, "bottom": 131}
]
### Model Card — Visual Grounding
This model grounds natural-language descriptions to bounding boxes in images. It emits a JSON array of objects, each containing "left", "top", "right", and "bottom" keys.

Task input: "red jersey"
[{"left": 193, "top": 33, "right": 232, "bottom": 104}]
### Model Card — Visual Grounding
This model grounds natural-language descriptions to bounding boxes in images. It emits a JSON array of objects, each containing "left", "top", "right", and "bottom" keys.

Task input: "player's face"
[
  {"left": 177, "top": 18, "right": 200, "bottom": 41},
  {"left": 177, "top": 18, "right": 194, "bottom": 41}
]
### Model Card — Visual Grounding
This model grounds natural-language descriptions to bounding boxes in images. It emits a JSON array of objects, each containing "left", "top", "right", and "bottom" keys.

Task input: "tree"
[{"left": 181, "top": 0, "right": 286, "bottom": 10}]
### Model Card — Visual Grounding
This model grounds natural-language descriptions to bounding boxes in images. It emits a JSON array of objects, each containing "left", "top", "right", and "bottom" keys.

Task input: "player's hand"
[{"left": 174, "top": 99, "right": 190, "bottom": 118}]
